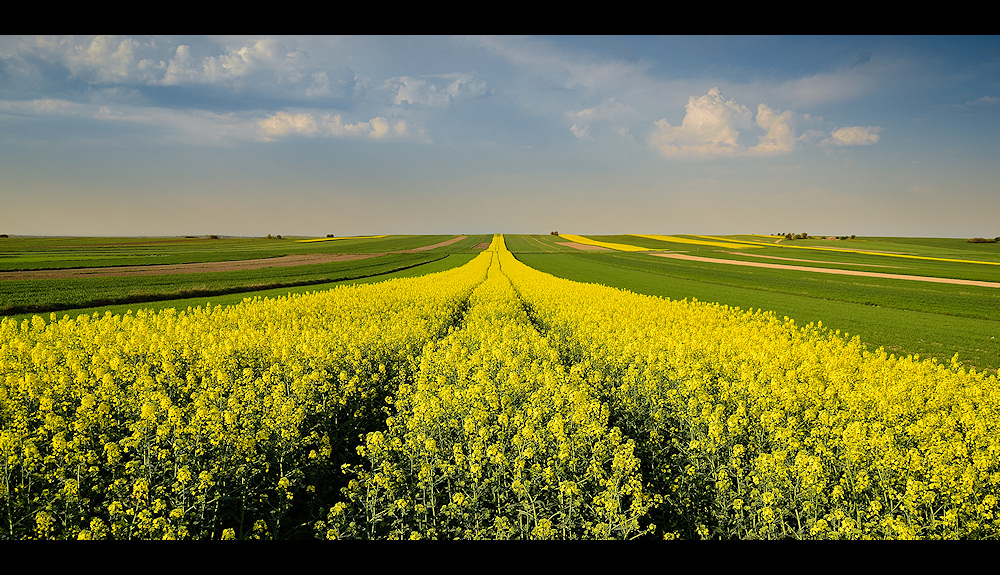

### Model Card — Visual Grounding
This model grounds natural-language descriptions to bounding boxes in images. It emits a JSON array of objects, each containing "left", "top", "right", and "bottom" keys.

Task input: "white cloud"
[
  {"left": 200, "top": 38, "right": 279, "bottom": 83},
  {"left": 956, "top": 95, "right": 1000, "bottom": 110},
  {"left": 650, "top": 88, "right": 758, "bottom": 157},
  {"left": 567, "top": 97, "right": 635, "bottom": 141},
  {"left": 162, "top": 44, "right": 198, "bottom": 85},
  {"left": 258, "top": 111, "right": 319, "bottom": 138},
  {"left": 33, "top": 35, "right": 146, "bottom": 83},
  {"left": 25, "top": 36, "right": 340, "bottom": 99},
  {"left": 753, "top": 103, "right": 796, "bottom": 155},
  {"left": 257, "top": 111, "right": 408, "bottom": 141},
  {"left": 161, "top": 38, "right": 294, "bottom": 86},
  {"left": 650, "top": 87, "right": 877, "bottom": 158},
  {"left": 388, "top": 73, "right": 488, "bottom": 108},
  {"left": 570, "top": 123, "right": 590, "bottom": 141},
  {"left": 823, "top": 125, "right": 881, "bottom": 146}
]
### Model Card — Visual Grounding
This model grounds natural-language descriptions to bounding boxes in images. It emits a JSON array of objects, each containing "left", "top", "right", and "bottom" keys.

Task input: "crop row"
[
  {"left": 0, "top": 247, "right": 492, "bottom": 539},
  {"left": 2, "top": 235, "right": 998, "bottom": 539},
  {"left": 501, "top": 243, "right": 1000, "bottom": 539},
  {"left": 324, "top": 242, "right": 647, "bottom": 539}
]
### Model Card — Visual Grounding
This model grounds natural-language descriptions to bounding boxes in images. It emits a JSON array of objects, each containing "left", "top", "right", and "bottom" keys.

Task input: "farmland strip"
[{"left": 653, "top": 252, "right": 1000, "bottom": 288}]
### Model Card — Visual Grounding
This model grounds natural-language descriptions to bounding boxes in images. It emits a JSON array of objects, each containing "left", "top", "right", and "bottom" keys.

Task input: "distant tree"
[
  {"left": 0, "top": 234, "right": 7, "bottom": 238},
  {"left": 326, "top": 234, "right": 336, "bottom": 238}
]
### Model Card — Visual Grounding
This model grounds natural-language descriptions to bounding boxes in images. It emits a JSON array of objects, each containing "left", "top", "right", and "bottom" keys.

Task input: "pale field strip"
[
  {"left": 629, "top": 234, "right": 759, "bottom": 250},
  {"left": 723, "top": 251, "right": 905, "bottom": 269},
  {"left": 556, "top": 242, "right": 612, "bottom": 251},
  {"left": 295, "top": 235, "right": 389, "bottom": 243},
  {"left": 653, "top": 253, "right": 1000, "bottom": 288},
  {"left": 0, "top": 236, "right": 467, "bottom": 280},
  {"left": 700, "top": 236, "right": 1000, "bottom": 267}
]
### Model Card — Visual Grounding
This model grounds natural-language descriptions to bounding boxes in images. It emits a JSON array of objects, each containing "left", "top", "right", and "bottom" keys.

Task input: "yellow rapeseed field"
[{"left": 2, "top": 234, "right": 997, "bottom": 539}]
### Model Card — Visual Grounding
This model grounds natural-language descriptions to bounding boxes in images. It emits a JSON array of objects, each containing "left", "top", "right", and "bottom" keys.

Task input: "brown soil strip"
[
  {"left": 0, "top": 236, "right": 470, "bottom": 280},
  {"left": 0, "top": 253, "right": 380, "bottom": 280},
  {"left": 653, "top": 253, "right": 1000, "bottom": 288},
  {"left": 472, "top": 242, "right": 492, "bottom": 250},
  {"left": 557, "top": 241, "right": 613, "bottom": 251},
  {"left": 395, "top": 235, "right": 467, "bottom": 253},
  {"left": 723, "top": 251, "right": 904, "bottom": 269}
]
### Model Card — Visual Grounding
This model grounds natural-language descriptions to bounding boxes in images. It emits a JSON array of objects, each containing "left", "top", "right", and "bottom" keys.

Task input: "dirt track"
[
  {"left": 653, "top": 253, "right": 1000, "bottom": 288},
  {"left": 723, "top": 252, "right": 903, "bottom": 269},
  {"left": 0, "top": 236, "right": 469, "bottom": 280},
  {"left": 557, "top": 241, "right": 612, "bottom": 251},
  {"left": 0, "top": 253, "right": 381, "bottom": 280},
  {"left": 396, "top": 235, "right": 467, "bottom": 253}
]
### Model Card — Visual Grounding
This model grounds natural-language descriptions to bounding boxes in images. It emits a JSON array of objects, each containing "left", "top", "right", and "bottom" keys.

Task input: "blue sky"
[{"left": 1, "top": 35, "right": 998, "bottom": 238}]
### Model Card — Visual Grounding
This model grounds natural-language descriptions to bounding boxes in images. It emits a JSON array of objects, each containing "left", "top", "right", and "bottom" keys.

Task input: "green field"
[
  {"left": 0, "top": 235, "right": 489, "bottom": 318},
  {"left": 2, "top": 233, "right": 997, "bottom": 372},
  {"left": 507, "top": 233, "right": 1000, "bottom": 372}
]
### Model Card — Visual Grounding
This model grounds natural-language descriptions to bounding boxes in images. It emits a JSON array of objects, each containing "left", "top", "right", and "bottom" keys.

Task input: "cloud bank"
[
  {"left": 649, "top": 87, "right": 881, "bottom": 158},
  {"left": 257, "top": 111, "right": 407, "bottom": 141}
]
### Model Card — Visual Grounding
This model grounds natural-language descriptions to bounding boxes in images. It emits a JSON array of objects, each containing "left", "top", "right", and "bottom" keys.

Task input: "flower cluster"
[
  {"left": 500, "top": 245, "right": 1000, "bottom": 539},
  {"left": 3, "top": 234, "right": 997, "bottom": 539},
  {"left": 327, "top": 236, "right": 649, "bottom": 539},
  {"left": 0, "top": 249, "right": 491, "bottom": 539}
]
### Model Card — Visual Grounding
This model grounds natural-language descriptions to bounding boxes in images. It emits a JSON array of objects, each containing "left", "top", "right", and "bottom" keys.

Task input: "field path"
[
  {"left": 653, "top": 253, "right": 1000, "bottom": 288},
  {"left": 723, "top": 251, "right": 903, "bottom": 269},
  {"left": 0, "top": 236, "right": 469, "bottom": 280},
  {"left": 557, "top": 242, "right": 613, "bottom": 251},
  {"left": 0, "top": 253, "right": 381, "bottom": 280},
  {"left": 395, "top": 235, "right": 467, "bottom": 252}
]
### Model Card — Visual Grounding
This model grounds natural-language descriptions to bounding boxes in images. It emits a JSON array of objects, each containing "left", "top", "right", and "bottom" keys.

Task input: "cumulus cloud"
[
  {"left": 650, "top": 88, "right": 760, "bottom": 157},
  {"left": 388, "top": 73, "right": 488, "bottom": 108},
  {"left": 753, "top": 103, "right": 796, "bottom": 155},
  {"left": 21, "top": 35, "right": 355, "bottom": 106},
  {"left": 29, "top": 35, "right": 149, "bottom": 83},
  {"left": 257, "top": 111, "right": 407, "bottom": 141},
  {"left": 823, "top": 125, "right": 881, "bottom": 146},
  {"left": 567, "top": 97, "right": 635, "bottom": 141},
  {"left": 650, "top": 87, "right": 878, "bottom": 158}
]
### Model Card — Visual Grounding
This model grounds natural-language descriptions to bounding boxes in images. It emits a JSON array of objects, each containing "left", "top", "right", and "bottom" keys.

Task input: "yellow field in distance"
[
  {"left": 558, "top": 234, "right": 650, "bottom": 252},
  {"left": 699, "top": 235, "right": 1000, "bottom": 266},
  {"left": 296, "top": 235, "right": 389, "bottom": 243},
  {"left": 630, "top": 234, "right": 759, "bottom": 250}
]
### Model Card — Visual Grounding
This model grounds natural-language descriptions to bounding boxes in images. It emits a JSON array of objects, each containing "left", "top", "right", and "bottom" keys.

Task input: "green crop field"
[
  {"left": 0, "top": 235, "right": 489, "bottom": 318},
  {"left": 509, "top": 233, "right": 1000, "bottom": 372},
  {"left": 2, "top": 233, "right": 997, "bottom": 372}
]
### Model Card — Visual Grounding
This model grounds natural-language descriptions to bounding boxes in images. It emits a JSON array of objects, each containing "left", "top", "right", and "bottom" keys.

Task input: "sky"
[{"left": 1, "top": 35, "right": 999, "bottom": 238}]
